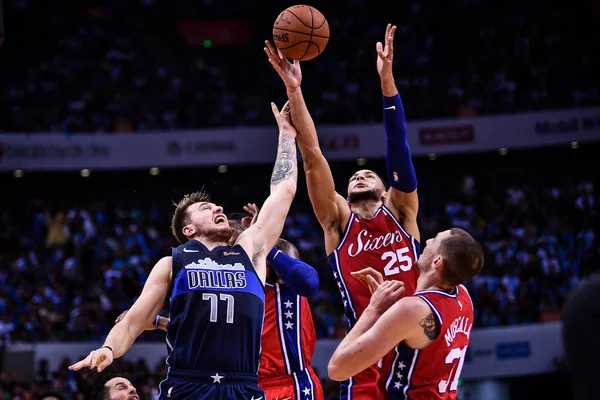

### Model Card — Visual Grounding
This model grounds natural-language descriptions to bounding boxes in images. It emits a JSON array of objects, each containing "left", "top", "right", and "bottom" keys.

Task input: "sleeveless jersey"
[
  {"left": 259, "top": 283, "right": 317, "bottom": 379},
  {"left": 328, "top": 205, "right": 420, "bottom": 326},
  {"left": 259, "top": 282, "right": 319, "bottom": 395},
  {"left": 382, "top": 285, "right": 474, "bottom": 400},
  {"left": 166, "top": 240, "right": 265, "bottom": 374}
]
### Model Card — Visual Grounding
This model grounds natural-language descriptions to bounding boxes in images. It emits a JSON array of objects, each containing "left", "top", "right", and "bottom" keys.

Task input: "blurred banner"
[
  {"left": 5, "top": 322, "right": 563, "bottom": 381},
  {"left": 176, "top": 20, "right": 249, "bottom": 47},
  {"left": 1, "top": 107, "right": 599, "bottom": 171}
]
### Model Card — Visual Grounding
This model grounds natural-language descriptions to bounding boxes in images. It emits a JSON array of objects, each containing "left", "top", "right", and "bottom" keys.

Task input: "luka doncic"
[{"left": 68, "top": 103, "right": 299, "bottom": 400}]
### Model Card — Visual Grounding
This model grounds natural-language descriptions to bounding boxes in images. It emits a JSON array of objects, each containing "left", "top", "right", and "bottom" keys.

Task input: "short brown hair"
[
  {"left": 439, "top": 228, "right": 484, "bottom": 286},
  {"left": 171, "top": 191, "right": 210, "bottom": 244}
]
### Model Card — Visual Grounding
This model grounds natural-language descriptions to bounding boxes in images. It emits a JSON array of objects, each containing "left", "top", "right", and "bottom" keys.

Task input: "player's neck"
[
  {"left": 349, "top": 199, "right": 382, "bottom": 218},
  {"left": 194, "top": 237, "right": 229, "bottom": 251},
  {"left": 416, "top": 276, "right": 454, "bottom": 293}
]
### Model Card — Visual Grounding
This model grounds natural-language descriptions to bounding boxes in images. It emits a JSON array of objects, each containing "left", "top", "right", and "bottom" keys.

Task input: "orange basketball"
[{"left": 272, "top": 5, "right": 329, "bottom": 61}]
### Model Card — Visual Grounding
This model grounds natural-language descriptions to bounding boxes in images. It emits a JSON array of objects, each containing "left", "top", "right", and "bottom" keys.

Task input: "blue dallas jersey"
[{"left": 166, "top": 239, "right": 265, "bottom": 374}]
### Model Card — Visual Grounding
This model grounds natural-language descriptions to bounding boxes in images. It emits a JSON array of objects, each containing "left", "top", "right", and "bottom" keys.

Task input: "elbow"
[
  {"left": 306, "top": 272, "right": 320, "bottom": 297},
  {"left": 328, "top": 359, "right": 349, "bottom": 382}
]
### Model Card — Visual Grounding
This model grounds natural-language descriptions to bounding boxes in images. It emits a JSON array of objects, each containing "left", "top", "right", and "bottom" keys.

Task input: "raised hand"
[
  {"left": 367, "top": 279, "right": 405, "bottom": 314},
  {"left": 68, "top": 347, "right": 114, "bottom": 372},
  {"left": 271, "top": 101, "right": 295, "bottom": 136},
  {"left": 243, "top": 203, "right": 261, "bottom": 227},
  {"left": 351, "top": 267, "right": 384, "bottom": 294},
  {"left": 376, "top": 23, "right": 397, "bottom": 79},
  {"left": 264, "top": 41, "right": 302, "bottom": 90}
]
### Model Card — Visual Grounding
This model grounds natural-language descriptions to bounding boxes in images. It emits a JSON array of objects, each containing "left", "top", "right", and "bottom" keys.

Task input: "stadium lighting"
[
  {"left": 356, "top": 158, "right": 367, "bottom": 166},
  {"left": 80, "top": 169, "right": 91, "bottom": 177},
  {"left": 149, "top": 167, "right": 160, "bottom": 176},
  {"left": 217, "top": 165, "right": 228, "bottom": 173},
  {"left": 428, "top": 153, "right": 437, "bottom": 160},
  {"left": 13, "top": 169, "right": 24, "bottom": 178},
  {"left": 499, "top": 148, "right": 508, "bottom": 156},
  {"left": 571, "top": 141, "right": 579, "bottom": 149}
]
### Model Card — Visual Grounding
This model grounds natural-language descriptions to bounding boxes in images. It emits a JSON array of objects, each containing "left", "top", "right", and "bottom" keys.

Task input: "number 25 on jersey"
[{"left": 381, "top": 247, "right": 413, "bottom": 276}]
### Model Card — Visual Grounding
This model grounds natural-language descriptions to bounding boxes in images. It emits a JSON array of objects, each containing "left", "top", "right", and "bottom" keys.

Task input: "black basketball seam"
[
  {"left": 314, "top": 16, "right": 327, "bottom": 29},
  {"left": 273, "top": 27, "right": 329, "bottom": 39},
  {"left": 286, "top": 8, "right": 313, "bottom": 29},
  {"left": 298, "top": 7, "right": 314, "bottom": 61}
]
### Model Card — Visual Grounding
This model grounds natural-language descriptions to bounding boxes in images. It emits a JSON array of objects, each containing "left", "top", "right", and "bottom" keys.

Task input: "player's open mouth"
[
  {"left": 214, "top": 215, "right": 227, "bottom": 225},
  {"left": 129, "top": 395, "right": 139, "bottom": 400},
  {"left": 355, "top": 183, "right": 366, "bottom": 188}
]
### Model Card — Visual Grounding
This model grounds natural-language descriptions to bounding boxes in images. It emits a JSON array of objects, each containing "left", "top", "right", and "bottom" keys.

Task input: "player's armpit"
[
  {"left": 328, "top": 297, "right": 428, "bottom": 381},
  {"left": 385, "top": 188, "right": 420, "bottom": 241},
  {"left": 104, "top": 256, "right": 172, "bottom": 357}
]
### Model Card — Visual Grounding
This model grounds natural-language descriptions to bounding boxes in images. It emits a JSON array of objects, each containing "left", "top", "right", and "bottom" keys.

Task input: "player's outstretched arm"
[
  {"left": 264, "top": 41, "right": 347, "bottom": 252},
  {"left": 328, "top": 281, "right": 433, "bottom": 381},
  {"left": 268, "top": 239, "right": 320, "bottom": 297},
  {"left": 68, "top": 257, "right": 172, "bottom": 372},
  {"left": 377, "top": 24, "right": 420, "bottom": 241},
  {"left": 237, "top": 102, "right": 298, "bottom": 282}
]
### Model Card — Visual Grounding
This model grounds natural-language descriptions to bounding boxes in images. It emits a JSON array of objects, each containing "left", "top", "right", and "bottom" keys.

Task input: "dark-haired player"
[
  {"left": 117, "top": 208, "right": 324, "bottom": 400},
  {"left": 266, "top": 24, "right": 419, "bottom": 399},
  {"left": 329, "top": 228, "right": 483, "bottom": 400},
  {"left": 91, "top": 374, "right": 139, "bottom": 400},
  {"left": 69, "top": 101, "right": 298, "bottom": 400}
]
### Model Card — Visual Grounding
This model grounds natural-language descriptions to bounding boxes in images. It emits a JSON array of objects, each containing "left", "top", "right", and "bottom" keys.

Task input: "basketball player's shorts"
[
  {"left": 259, "top": 368, "right": 324, "bottom": 400},
  {"left": 340, "top": 365, "right": 386, "bottom": 400},
  {"left": 158, "top": 368, "right": 265, "bottom": 400}
]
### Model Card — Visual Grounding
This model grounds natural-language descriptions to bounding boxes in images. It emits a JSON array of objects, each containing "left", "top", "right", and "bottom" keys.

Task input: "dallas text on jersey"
[{"left": 185, "top": 257, "right": 247, "bottom": 290}]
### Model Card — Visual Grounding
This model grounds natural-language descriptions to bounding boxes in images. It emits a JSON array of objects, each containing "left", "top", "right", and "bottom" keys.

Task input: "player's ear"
[
  {"left": 433, "top": 254, "right": 444, "bottom": 270},
  {"left": 182, "top": 224, "right": 196, "bottom": 238}
]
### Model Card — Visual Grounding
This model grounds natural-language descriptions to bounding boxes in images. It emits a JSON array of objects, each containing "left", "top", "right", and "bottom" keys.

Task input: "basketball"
[{"left": 272, "top": 5, "right": 329, "bottom": 61}]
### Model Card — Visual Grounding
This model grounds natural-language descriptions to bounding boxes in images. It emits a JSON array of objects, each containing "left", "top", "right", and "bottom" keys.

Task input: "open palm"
[
  {"left": 264, "top": 41, "right": 302, "bottom": 89},
  {"left": 376, "top": 24, "right": 397, "bottom": 78}
]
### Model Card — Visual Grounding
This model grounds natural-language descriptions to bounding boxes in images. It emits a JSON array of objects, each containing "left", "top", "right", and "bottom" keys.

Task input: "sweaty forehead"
[
  {"left": 350, "top": 169, "right": 376, "bottom": 179},
  {"left": 105, "top": 377, "right": 131, "bottom": 388},
  {"left": 191, "top": 202, "right": 213, "bottom": 211}
]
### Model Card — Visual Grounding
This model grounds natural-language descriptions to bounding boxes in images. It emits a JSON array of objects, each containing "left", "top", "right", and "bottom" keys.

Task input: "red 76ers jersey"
[
  {"left": 382, "top": 285, "right": 475, "bottom": 400},
  {"left": 327, "top": 205, "right": 420, "bottom": 326}
]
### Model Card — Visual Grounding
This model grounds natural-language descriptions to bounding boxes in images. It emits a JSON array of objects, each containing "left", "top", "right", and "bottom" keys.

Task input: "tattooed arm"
[
  {"left": 236, "top": 101, "right": 298, "bottom": 284},
  {"left": 328, "top": 296, "right": 439, "bottom": 381}
]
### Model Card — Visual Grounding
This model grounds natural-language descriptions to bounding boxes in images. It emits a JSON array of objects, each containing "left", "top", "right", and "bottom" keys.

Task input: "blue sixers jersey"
[{"left": 166, "top": 239, "right": 265, "bottom": 374}]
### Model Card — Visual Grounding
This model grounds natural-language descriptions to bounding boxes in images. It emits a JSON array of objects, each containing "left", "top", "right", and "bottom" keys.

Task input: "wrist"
[
  {"left": 365, "top": 305, "right": 384, "bottom": 317},
  {"left": 100, "top": 345, "right": 114, "bottom": 354},
  {"left": 286, "top": 85, "right": 301, "bottom": 93}
]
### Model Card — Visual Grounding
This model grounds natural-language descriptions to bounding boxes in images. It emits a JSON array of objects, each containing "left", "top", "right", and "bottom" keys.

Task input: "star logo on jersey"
[
  {"left": 394, "top": 381, "right": 403, "bottom": 389},
  {"left": 397, "top": 361, "right": 406, "bottom": 370},
  {"left": 302, "top": 387, "right": 311, "bottom": 396},
  {"left": 211, "top": 373, "right": 224, "bottom": 383},
  {"left": 285, "top": 321, "right": 294, "bottom": 330},
  {"left": 283, "top": 300, "right": 293, "bottom": 308},
  {"left": 284, "top": 310, "right": 293, "bottom": 319}
]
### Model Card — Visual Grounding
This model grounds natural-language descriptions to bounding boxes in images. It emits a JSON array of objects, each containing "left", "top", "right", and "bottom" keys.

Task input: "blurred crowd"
[
  {"left": 0, "top": 147, "right": 597, "bottom": 398},
  {"left": 0, "top": 170, "right": 596, "bottom": 342},
  {"left": 1, "top": 0, "right": 599, "bottom": 132}
]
